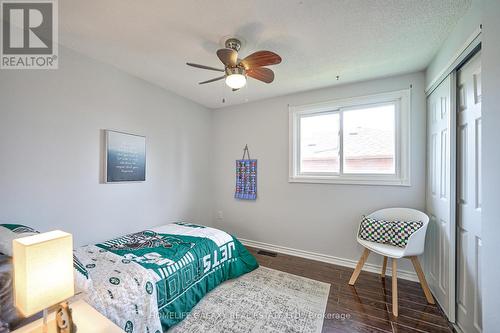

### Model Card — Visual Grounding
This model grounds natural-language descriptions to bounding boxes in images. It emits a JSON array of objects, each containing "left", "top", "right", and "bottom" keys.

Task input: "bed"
[
  {"left": 74, "top": 222, "right": 259, "bottom": 332},
  {"left": 0, "top": 222, "right": 259, "bottom": 333}
]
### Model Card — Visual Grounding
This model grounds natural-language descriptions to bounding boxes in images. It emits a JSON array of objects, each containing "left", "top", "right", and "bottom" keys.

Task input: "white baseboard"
[{"left": 240, "top": 238, "right": 418, "bottom": 282}]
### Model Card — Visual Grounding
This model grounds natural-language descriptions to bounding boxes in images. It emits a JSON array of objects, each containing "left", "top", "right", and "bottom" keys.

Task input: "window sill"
[{"left": 288, "top": 176, "right": 411, "bottom": 187}]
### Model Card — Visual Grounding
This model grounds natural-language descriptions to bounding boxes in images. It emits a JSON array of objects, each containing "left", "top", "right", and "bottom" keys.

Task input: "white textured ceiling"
[{"left": 59, "top": 0, "right": 470, "bottom": 109}]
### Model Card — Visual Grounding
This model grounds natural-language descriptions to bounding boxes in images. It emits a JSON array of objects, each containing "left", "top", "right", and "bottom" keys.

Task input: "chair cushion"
[
  {"left": 389, "top": 220, "right": 423, "bottom": 247},
  {"left": 358, "top": 217, "right": 393, "bottom": 244},
  {"left": 358, "top": 217, "right": 423, "bottom": 248}
]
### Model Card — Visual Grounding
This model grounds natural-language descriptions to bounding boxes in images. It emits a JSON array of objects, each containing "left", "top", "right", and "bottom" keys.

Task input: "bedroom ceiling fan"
[{"left": 186, "top": 38, "right": 282, "bottom": 90}]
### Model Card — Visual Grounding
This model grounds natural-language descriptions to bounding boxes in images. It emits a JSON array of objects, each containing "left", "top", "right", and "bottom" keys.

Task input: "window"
[
  {"left": 343, "top": 104, "right": 395, "bottom": 174},
  {"left": 300, "top": 113, "right": 340, "bottom": 173},
  {"left": 289, "top": 90, "right": 410, "bottom": 185}
]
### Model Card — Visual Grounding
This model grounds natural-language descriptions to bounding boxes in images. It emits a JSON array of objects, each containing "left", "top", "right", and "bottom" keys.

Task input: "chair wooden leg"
[
  {"left": 392, "top": 259, "right": 398, "bottom": 317},
  {"left": 410, "top": 256, "right": 435, "bottom": 304},
  {"left": 381, "top": 256, "right": 388, "bottom": 278},
  {"left": 349, "top": 248, "right": 370, "bottom": 285}
]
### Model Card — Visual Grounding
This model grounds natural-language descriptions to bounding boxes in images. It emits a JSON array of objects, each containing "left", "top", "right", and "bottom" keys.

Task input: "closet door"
[
  {"left": 456, "top": 51, "right": 482, "bottom": 333},
  {"left": 425, "top": 74, "right": 456, "bottom": 321}
]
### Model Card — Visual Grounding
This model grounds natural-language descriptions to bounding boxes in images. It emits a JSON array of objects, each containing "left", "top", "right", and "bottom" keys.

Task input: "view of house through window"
[
  {"left": 343, "top": 104, "right": 395, "bottom": 174},
  {"left": 300, "top": 113, "right": 340, "bottom": 173},
  {"left": 298, "top": 104, "right": 396, "bottom": 175}
]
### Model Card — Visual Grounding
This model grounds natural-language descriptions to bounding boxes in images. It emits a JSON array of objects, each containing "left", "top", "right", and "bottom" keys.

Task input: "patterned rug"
[{"left": 169, "top": 266, "right": 330, "bottom": 333}]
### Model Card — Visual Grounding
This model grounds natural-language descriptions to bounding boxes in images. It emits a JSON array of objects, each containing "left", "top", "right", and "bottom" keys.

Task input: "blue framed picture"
[{"left": 105, "top": 130, "right": 146, "bottom": 183}]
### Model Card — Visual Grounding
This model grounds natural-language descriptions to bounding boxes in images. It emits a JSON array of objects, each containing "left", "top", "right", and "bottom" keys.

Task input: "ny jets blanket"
[{"left": 74, "top": 223, "right": 258, "bottom": 333}]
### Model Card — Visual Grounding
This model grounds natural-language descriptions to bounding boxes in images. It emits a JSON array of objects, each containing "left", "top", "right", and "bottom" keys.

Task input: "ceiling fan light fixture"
[
  {"left": 225, "top": 67, "right": 246, "bottom": 89},
  {"left": 225, "top": 74, "right": 246, "bottom": 89},
  {"left": 187, "top": 39, "right": 281, "bottom": 89}
]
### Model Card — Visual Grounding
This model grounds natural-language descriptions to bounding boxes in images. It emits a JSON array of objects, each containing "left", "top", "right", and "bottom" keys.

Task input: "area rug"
[{"left": 169, "top": 266, "right": 330, "bottom": 333}]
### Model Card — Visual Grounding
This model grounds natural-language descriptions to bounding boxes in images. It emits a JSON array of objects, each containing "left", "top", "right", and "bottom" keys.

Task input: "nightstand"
[{"left": 12, "top": 299, "right": 124, "bottom": 333}]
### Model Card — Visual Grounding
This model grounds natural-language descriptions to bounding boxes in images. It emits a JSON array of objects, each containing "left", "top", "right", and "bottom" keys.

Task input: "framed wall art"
[{"left": 105, "top": 130, "right": 146, "bottom": 183}]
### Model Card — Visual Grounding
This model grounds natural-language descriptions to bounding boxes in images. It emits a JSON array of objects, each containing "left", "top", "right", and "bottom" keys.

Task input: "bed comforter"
[{"left": 74, "top": 222, "right": 258, "bottom": 332}]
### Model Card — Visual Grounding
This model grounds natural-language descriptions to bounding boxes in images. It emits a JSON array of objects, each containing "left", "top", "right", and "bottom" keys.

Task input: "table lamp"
[{"left": 13, "top": 230, "right": 75, "bottom": 333}]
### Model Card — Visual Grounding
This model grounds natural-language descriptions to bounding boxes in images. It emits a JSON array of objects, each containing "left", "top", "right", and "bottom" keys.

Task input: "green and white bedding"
[{"left": 74, "top": 222, "right": 258, "bottom": 333}]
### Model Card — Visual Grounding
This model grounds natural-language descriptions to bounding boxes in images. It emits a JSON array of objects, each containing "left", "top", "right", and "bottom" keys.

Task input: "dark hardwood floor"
[{"left": 246, "top": 246, "right": 453, "bottom": 333}]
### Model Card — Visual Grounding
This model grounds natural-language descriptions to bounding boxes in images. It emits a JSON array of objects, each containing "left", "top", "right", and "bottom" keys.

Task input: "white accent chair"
[{"left": 348, "top": 208, "right": 435, "bottom": 317}]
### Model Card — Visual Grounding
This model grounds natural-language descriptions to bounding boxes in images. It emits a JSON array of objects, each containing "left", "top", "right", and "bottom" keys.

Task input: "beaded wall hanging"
[{"left": 235, "top": 145, "right": 257, "bottom": 200}]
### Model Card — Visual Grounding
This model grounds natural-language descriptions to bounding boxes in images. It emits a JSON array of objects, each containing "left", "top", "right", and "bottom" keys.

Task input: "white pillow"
[{"left": 0, "top": 224, "right": 39, "bottom": 256}]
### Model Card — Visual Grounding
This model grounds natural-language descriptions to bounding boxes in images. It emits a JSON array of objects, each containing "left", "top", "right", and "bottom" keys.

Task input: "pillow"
[
  {"left": 358, "top": 217, "right": 423, "bottom": 248},
  {"left": 0, "top": 224, "right": 39, "bottom": 257},
  {"left": 358, "top": 216, "right": 393, "bottom": 244},
  {"left": 73, "top": 253, "right": 92, "bottom": 293},
  {"left": 388, "top": 220, "right": 424, "bottom": 248}
]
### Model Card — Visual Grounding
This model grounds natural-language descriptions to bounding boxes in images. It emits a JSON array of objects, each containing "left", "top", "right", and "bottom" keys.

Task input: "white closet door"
[
  {"left": 456, "top": 51, "right": 482, "bottom": 333},
  {"left": 425, "top": 74, "right": 456, "bottom": 321}
]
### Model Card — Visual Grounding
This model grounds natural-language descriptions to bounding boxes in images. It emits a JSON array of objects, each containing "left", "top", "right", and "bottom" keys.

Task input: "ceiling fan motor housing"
[
  {"left": 225, "top": 66, "right": 246, "bottom": 76},
  {"left": 225, "top": 38, "right": 241, "bottom": 52}
]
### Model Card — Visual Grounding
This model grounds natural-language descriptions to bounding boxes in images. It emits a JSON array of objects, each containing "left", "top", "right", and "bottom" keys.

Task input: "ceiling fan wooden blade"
[
  {"left": 216, "top": 48, "right": 238, "bottom": 67},
  {"left": 186, "top": 62, "right": 224, "bottom": 72},
  {"left": 247, "top": 67, "right": 275, "bottom": 83},
  {"left": 199, "top": 76, "right": 225, "bottom": 84},
  {"left": 240, "top": 51, "right": 282, "bottom": 69}
]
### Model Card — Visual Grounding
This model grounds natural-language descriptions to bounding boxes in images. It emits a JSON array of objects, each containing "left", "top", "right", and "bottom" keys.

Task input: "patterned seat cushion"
[
  {"left": 358, "top": 217, "right": 423, "bottom": 248},
  {"left": 358, "top": 217, "right": 393, "bottom": 243},
  {"left": 389, "top": 220, "right": 424, "bottom": 247}
]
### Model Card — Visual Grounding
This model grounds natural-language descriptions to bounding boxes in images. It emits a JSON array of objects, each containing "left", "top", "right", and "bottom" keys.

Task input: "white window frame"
[{"left": 289, "top": 89, "right": 411, "bottom": 186}]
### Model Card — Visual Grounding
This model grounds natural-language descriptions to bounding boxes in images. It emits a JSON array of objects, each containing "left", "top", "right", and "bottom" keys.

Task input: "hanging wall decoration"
[
  {"left": 105, "top": 130, "right": 146, "bottom": 183},
  {"left": 235, "top": 145, "right": 257, "bottom": 200}
]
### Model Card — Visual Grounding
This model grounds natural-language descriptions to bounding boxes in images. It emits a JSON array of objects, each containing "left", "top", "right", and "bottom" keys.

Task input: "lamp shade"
[{"left": 13, "top": 230, "right": 74, "bottom": 317}]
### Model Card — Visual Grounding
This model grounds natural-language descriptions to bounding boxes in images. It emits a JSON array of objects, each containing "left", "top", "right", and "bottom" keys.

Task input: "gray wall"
[
  {"left": 212, "top": 72, "right": 426, "bottom": 271},
  {"left": 481, "top": 0, "right": 500, "bottom": 330},
  {"left": 0, "top": 46, "right": 213, "bottom": 246}
]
